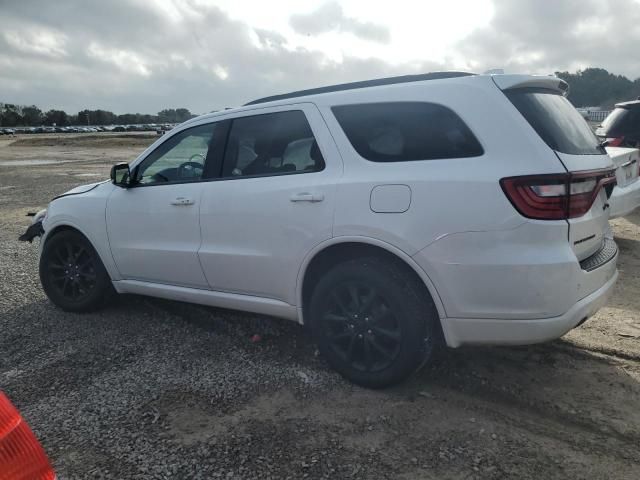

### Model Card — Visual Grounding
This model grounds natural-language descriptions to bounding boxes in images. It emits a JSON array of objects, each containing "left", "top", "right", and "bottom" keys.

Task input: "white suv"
[{"left": 22, "top": 73, "right": 619, "bottom": 388}]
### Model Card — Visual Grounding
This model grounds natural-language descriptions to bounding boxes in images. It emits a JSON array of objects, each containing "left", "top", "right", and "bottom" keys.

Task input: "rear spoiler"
[{"left": 491, "top": 75, "right": 568, "bottom": 94}]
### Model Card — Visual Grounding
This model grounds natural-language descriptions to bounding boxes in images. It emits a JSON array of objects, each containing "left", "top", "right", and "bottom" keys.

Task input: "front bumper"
[
  {"left": 441, "top": 266, "right": 618, "bottom": 347},
  {"left": 18, "top": 220, "right": 44, "bottom": 243}
]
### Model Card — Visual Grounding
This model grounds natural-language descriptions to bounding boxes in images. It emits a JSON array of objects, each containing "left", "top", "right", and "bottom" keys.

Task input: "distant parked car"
[
  {"left": 1, "top": 128, "right": 15, "bottom": 135},
  {"left": 596, "top": 99, "right": 640, "bottom": 148},
  {"left": 606, "top": 146, "right": 640, "bottom": 218},
  {"left": 576, "top": 108, "right": 590, "bottom": 120},
  {"left": 113, "top": 125, "right": 126, "bottom": 132},
  {"left": 156, "top": 124, "right": 174, "bottom": 135}
]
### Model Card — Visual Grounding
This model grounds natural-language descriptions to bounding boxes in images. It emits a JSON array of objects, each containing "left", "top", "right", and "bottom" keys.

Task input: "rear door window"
[
  {"left": 221, "top": 110, "right": 325, "bottom": 178},
  {"left": 505, "top": 89, "right": 603, "bottom": 155},
  {"left": 332, "top": 102, "right": 483, "bottom": 162}
]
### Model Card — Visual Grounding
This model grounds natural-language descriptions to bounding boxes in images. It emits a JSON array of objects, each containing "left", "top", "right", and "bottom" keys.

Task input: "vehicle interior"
[{"left": 222, "top": 111, "right": 324, "bottom": 177}]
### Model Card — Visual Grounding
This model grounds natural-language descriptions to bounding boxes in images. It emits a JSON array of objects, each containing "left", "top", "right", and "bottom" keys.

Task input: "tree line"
[
  {"left": 3, "top": 67, "right": 640, "bottom": 126},
  {"left": 0, "top": 105, "right": 195, "bottom": 127},
  {"left": 555, "top": 68, "right": 640, "bottom": 108}
]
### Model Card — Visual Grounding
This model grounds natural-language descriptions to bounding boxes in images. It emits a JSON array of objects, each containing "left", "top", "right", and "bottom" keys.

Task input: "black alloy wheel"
[
  {"left": 40, "top": 230, "right": 114, "bottom": 312},
  {"left": 310, "top": 257, "right": 440, "bottom": 388},
  {"left": 46, "top": 239, "right": 97, "bottom": 301},
  {"left": 321, "top": 281, "right": 402, "bottom": 373}
]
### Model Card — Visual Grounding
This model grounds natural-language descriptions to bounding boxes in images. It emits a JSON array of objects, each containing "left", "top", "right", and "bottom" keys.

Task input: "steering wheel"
[{"left": 177, "top": 161, "right": 204, "bottom": 179}]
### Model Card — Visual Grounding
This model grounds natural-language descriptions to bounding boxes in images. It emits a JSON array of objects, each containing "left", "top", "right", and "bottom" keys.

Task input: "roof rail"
[{"left": 244, "top": 71, "right": 476, "bottom": 106}]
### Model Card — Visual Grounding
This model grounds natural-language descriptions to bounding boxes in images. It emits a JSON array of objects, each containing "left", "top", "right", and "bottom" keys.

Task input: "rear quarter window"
[
  {"left": 505, "top": 88, "right": 603, "bottom": 155},
  {"left": 332, "top": 102, "right": 483, "bottom": 162}
]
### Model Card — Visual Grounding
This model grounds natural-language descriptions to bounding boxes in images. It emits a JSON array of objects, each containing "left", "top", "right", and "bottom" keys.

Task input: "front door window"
[{"left": 135, "top": 123, "right": 217, "bottom": 185}]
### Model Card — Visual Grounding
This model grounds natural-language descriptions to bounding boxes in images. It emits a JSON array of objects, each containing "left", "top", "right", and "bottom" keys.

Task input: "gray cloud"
[
  {"left": 457, "top": 0, "right": 640, "bottom": 77},
  {"left": 0, "top": 0, "right": 425, "bottom": 114},
  {"left": 1, "top": 0, "right": 639, "bottom": 115},
  {"left": 290, "top": 2, "right": 391, "bottom": 43}
]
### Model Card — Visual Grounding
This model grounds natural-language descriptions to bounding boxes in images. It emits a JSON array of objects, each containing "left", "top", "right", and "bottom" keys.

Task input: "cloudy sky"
[{"left": 1, "top": 0, "right": 640, "bottom": 114}]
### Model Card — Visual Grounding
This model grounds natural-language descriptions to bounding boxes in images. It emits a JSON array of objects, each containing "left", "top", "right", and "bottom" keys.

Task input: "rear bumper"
[
  {"left": 441, "top": 266, "right": 618, "bottom": 347},
  {"left": 412, "top": 221, "right": 618, "bottom": 347},
  {"left": 609, "top": 179, "right": 640, "bottom": 218}
]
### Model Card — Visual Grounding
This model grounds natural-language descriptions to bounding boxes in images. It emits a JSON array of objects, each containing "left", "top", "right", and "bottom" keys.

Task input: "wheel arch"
[
  {"left": 296, "top": 236, "right": 446, "bottom": 325},
  {"left": 41, "top": 220, "right": 120, "bottom": 281},
  {"left": 43, "top": 223, "right": 81, "bottom": 241},
  {"left": 42, "top": 220, "right": 96, "bottom": 247}
]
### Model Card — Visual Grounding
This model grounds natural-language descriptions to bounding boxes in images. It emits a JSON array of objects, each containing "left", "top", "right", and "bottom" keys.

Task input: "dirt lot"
[{"left": 1, "top": 133, "right": 639, "bottom": 479}]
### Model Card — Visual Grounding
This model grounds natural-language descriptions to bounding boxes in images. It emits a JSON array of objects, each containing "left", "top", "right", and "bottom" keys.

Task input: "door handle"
[
  {"left": 620, "top": 159, "right": 637, "bottom": 168},
  {"left": 170, "top": 197, "right": 194, "bottom": 206},
  {"left": 290, "top": 192, "right": 324, "bottom": 203}
]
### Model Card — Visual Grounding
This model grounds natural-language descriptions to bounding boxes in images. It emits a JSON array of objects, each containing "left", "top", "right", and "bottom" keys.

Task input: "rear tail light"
[
  {"left": 0, "top": 393, "right": 55, "bottom": 480},
  {"left": 606, "top": 136, "right": 625, "bottom": 147},
  {"left": 500, "top": 169, "right": 616, "bottom": 220}
]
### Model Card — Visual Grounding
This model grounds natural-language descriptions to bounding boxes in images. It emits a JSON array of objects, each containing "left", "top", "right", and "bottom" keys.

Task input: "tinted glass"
[
  {"left": 222, "top": 110, "right": 324, "bottom": 178},
  {"left": 136, "top": 123, "right": 217, "bottom": 185},
  {"left": 506, "top": 89, "right": 603, "bottom": 155},
  {"left": 332, "top": 102, "right": 483, "bottom": 162},
  {"left": 600, "top": 107, "right": 640, "bottom": 136}
]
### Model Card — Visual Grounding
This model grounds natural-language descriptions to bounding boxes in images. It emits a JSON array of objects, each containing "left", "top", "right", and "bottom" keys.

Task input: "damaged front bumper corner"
[
  {"left": 19, "top": 208, "right": 47, "bottom": 243},
  {"left": 19, "top": 220, "right": 44, "bottom": 243}
]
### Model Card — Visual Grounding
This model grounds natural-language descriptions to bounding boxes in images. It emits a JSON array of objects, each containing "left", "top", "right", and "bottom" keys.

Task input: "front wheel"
[
  {"left": 309, "top": 257, "right": 440, "bottom": 388},
  {"left": 39, "top": 230, "right": 114, "bottom": 312}
]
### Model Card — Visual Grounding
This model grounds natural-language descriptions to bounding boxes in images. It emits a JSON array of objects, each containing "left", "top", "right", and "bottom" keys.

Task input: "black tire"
[
  {"left": 309, "top": 257, "right": 440, "bottom": 388},
  {"left": 39, "top": 230, "right": 114, "bottom": 312}
]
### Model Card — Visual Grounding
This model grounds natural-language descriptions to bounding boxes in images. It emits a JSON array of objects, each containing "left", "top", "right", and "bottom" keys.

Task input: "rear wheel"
[
  {"left": 309, "top": 257, "right": 440, "bottom": 388},
  {"left": 39, "top": 230, "right": 114, "bottom": 312}
]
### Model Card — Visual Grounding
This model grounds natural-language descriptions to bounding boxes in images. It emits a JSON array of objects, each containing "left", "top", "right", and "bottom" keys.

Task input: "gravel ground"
[{"left": 1, "top": 134, "right": 639, "bottom": 479}]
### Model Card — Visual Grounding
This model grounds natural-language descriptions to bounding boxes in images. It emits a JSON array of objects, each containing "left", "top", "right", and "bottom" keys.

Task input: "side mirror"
[{"left": 110, "top": 163, "right": 131, "bottom": 187}]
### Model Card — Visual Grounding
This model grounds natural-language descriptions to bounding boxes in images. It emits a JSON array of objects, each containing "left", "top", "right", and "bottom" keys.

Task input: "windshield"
[{"left": 506, "top": 89, "right": 604, "bottom": 155}]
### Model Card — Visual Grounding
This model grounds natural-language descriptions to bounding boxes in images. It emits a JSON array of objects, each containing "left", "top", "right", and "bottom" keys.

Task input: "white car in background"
[
  {"left": 21, "top": 72, "right": 619, "bottom": 387},
  {"left": 606, "top": 146, "right": 640, "bottom": 218}
]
